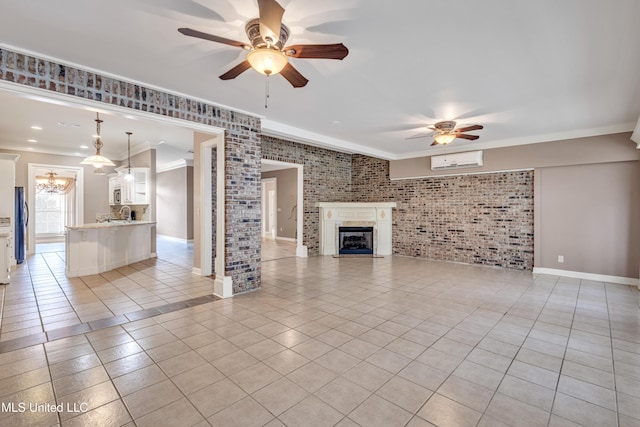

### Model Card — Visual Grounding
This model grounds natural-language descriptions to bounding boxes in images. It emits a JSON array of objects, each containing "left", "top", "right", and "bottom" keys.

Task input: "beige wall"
[
  {"left": 0, "top": 148, "right": 112, "bottom": 224},
  {"left": 390, "top": 133, "right": 640, "bottom": 279},
  {"left": 390, "top": 133, "right": 638, "bottom": 179},
  {"left": 261, "top": 168, "right": 297, "bottom": 239},
  {"left": 535, "top": 161, "right": 640, "bottom": 278},
  {"left": 157, "top": 166, "right": 193, "bottom": 240}
]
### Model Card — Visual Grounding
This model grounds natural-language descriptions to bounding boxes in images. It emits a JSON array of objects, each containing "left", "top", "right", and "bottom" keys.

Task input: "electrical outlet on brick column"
[{"left": 557, "top": 255, "right": 564, "bottom": 263}]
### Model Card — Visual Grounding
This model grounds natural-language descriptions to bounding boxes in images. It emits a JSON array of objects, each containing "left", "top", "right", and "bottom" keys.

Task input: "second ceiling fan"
[{"left": 178, "top": 0, "right": 349, "bottom": 88}]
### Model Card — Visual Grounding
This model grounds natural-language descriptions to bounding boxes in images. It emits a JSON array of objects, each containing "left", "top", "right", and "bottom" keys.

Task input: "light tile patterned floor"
[
  {"left": 0, "top": 237, "right": 295, "bottom": 342},
  {"left": 0, "top": 254, "right": 639, "bottom": 426}
]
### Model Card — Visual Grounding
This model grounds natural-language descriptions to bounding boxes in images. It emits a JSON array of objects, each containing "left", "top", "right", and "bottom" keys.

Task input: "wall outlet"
[{"left": 557, "top": 255, "right": 564, "bottom": 263}]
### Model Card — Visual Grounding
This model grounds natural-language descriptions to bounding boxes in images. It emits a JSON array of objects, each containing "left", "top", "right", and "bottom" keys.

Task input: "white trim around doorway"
[
  {"left": 199, "top": 136, "right": 233, "bottom": 298},
  {"left": 261, "top": 159, "right": 307, "bottom": 257}
]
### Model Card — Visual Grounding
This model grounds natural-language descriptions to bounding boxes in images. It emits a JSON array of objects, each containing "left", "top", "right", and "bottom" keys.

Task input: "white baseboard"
[
  {"left": 533, "top": 267, "right": 639, "bottom": 287},
  {"left": 214, "top": 276, "right": 234, "bottom": 298},
  {"left": 192, "top": 267, "right": 201, "bottom": 275},
  {"left": 296, "top": 245, "right": 308, "bottom": 258},
  {"left": 157, "top": 234, "right": 190, "bottom": 243}
]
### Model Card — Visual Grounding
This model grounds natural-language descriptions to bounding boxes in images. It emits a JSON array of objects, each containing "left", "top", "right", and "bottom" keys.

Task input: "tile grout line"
[
  {"left": 0, "top": 294, "right": 218, "bottom": 354},
  {"left": 603, "top": 282, "right": 621, "bottom": 427}
]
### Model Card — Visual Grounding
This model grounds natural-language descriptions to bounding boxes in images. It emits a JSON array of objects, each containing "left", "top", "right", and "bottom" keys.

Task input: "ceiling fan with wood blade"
[
  {"left": 405, "top": 121, "right": 484, "bottom": 144},
  {"left": 178, "top": 0, "right": 349, "bottom": 88},
  {"left": 425, "top": 121, "right": 484, "bottom": 146}
]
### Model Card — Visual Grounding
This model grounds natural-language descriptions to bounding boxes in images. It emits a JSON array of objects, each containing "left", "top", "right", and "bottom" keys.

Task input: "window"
[{"left": 35, "top": 192, "right": 66, "bottom": 235}]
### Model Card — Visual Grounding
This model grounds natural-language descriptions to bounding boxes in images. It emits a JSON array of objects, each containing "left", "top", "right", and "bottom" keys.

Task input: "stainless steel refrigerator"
[{"left": 15, "top": 187, "right": 27, "bottom": 264}]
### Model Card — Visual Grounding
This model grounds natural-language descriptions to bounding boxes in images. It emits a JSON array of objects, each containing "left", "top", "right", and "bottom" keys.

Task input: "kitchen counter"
[
  {"left": 65, "top": 221, "right": 156, "bottom": 277},
  {"left": 66, "top": 220, "right": 156, "bottom": 230}
]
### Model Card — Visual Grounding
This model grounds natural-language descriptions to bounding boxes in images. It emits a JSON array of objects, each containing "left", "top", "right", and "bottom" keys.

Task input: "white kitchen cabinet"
[
  {"left": 121, "top": 168, "right": 149, "bottom": 205},
  {"left": 113, "top": 168, "right": 149, "bottom": 205},
  {"left": 0, "top": 154, "right": 18, "bottom": 268},
  {"left": 108, "top": 176, "right": 121, "bottom": 205}
]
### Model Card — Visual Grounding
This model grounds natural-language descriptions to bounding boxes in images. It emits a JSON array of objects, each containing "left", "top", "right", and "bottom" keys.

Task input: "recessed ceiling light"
[
  {"left": 80, "top": 145, "right": 89, "bottom": 149},
  {"left": 331, "top": 120, "right": 341, "bottom": 125},
  {"left": 27, "top": 139, "right": 38, "bottom": 143},
  {"left": 30, "top": 125, "right": 42, "bottom": 130},
  {"left": 57, "top": 121, "right": 81, "bottom": 128}
]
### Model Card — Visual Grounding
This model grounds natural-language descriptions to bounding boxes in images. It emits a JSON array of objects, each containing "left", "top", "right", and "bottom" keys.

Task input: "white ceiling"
[
  {"left": 0, "top": 0, "right": 639, "bottom": 161},
  {"left": 0, "top": 90, "right": 195, "bottom": 163}
]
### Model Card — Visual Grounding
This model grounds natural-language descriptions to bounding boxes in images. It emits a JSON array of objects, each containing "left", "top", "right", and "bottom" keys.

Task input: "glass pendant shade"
[
  {"left": 81, "top": 113, "right": 114, "bottom": 168},
  {"left": 80, "top": 153, "right": 115, "bottom": 168},
  {"left": 247, "top": 48, "right": 288, "bottom": 75}
]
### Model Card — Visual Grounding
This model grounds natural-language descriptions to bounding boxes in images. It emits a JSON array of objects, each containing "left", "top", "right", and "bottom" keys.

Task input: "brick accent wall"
[
  {"left": 261, "top": 136, "right": 353, "bottom": 255},
  {"left": 0, "top": 48, "right": 262, "bottom": 293},
  {"left": 352, "top": 155, "right": 534, "bottom": 270},
  {"left": 226, "top": 125, "right": 262, "bottom": 292}
]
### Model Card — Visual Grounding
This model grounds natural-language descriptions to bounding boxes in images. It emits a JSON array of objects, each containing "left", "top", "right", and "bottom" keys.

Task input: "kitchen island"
[{"left": 65, "top": 221, "right": 156, "bottom": 277}]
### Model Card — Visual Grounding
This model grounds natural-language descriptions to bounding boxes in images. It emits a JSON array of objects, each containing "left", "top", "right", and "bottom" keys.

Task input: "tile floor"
[
  {"left": 0, "top": 252, "right": 639, "bottom": 426},
  {"left": 0, "top": 237, "right": 296, "bottom": 343},
  {"left": 0, "top": 247, "right": 215, "bottom": 342}
]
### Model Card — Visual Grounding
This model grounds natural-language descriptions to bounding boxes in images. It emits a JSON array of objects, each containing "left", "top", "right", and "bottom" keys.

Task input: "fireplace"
[
  {"left": 338, "top": 226, "right": 374, "bottom": 255},
  {"left": 317, "top": 202, "right": 396, "bottom": 256}
]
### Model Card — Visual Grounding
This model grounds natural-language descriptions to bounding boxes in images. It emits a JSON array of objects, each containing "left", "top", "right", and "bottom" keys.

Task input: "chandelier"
[{"left": 36, "top": 171, "right": 66, "bottom": 194}]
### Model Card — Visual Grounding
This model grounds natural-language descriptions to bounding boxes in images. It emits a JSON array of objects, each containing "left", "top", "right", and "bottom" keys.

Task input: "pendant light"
[
  {"left": 81, "top": 112, "right": 115, "bottom": 169},
  {"left": 123, "top": 132, "right": 134, "bottom": 182}
]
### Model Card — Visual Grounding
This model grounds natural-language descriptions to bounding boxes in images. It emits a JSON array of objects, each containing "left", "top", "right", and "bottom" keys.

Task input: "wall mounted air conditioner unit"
[{"left": 431, "top": 150, "right": 483, "bottom": 171}]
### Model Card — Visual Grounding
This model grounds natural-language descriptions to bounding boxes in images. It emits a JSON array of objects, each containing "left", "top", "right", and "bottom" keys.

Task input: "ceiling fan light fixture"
[
  {"left": 247, "top": 48, "right": 288, "bottom": 75},
  {"left": 434, "top": 133, "right": 457, "bottom": 145}
]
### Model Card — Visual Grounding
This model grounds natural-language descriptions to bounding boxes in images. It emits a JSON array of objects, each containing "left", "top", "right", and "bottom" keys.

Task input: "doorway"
[
  {"left": 260, "top": 159, "right": 307, "bottom": 258},
  {"left": 27, "top": 164, "right": 84, "bottom": 256},
  {"left": 262, "top": 178, "right": 277, "bottom": 239}
]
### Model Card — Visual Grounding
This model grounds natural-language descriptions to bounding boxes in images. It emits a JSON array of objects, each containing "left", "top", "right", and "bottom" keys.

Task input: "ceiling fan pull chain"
[{"left": 265, "top": 75, "right": 270, "bottom": 109}]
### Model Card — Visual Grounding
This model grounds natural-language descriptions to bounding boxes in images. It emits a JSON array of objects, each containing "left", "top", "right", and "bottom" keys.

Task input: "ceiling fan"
[
  {"left": 178, "top": 0, "right": 349, "bottom": 88},
  {"left": 408, "top": 120, "right": 484, "bottom": 146}
]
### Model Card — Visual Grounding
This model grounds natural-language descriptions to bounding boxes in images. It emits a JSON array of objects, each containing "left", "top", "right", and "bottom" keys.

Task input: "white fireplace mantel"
[{"left": 316, "top": 202, "right": 396, "bottom": 255}]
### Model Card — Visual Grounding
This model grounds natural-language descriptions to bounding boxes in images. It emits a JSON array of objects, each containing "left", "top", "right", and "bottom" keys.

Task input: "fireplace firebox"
[{"left": 338, "top": 226, "right": 374, "bottom": 255}]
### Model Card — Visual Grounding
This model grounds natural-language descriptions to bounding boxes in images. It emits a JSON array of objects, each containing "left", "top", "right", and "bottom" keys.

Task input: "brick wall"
[
  {"left": 352, "top": 155, "right": 534, "bottom": 270},
  {"left": 261, "top": 136, "right": 353, "bottom": 255},
  {"left": 226, "top": 124, "right": 261, "bottom": 292},
  {"left": 0, "top": 48, "right": 262, "bottom": 293}
]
